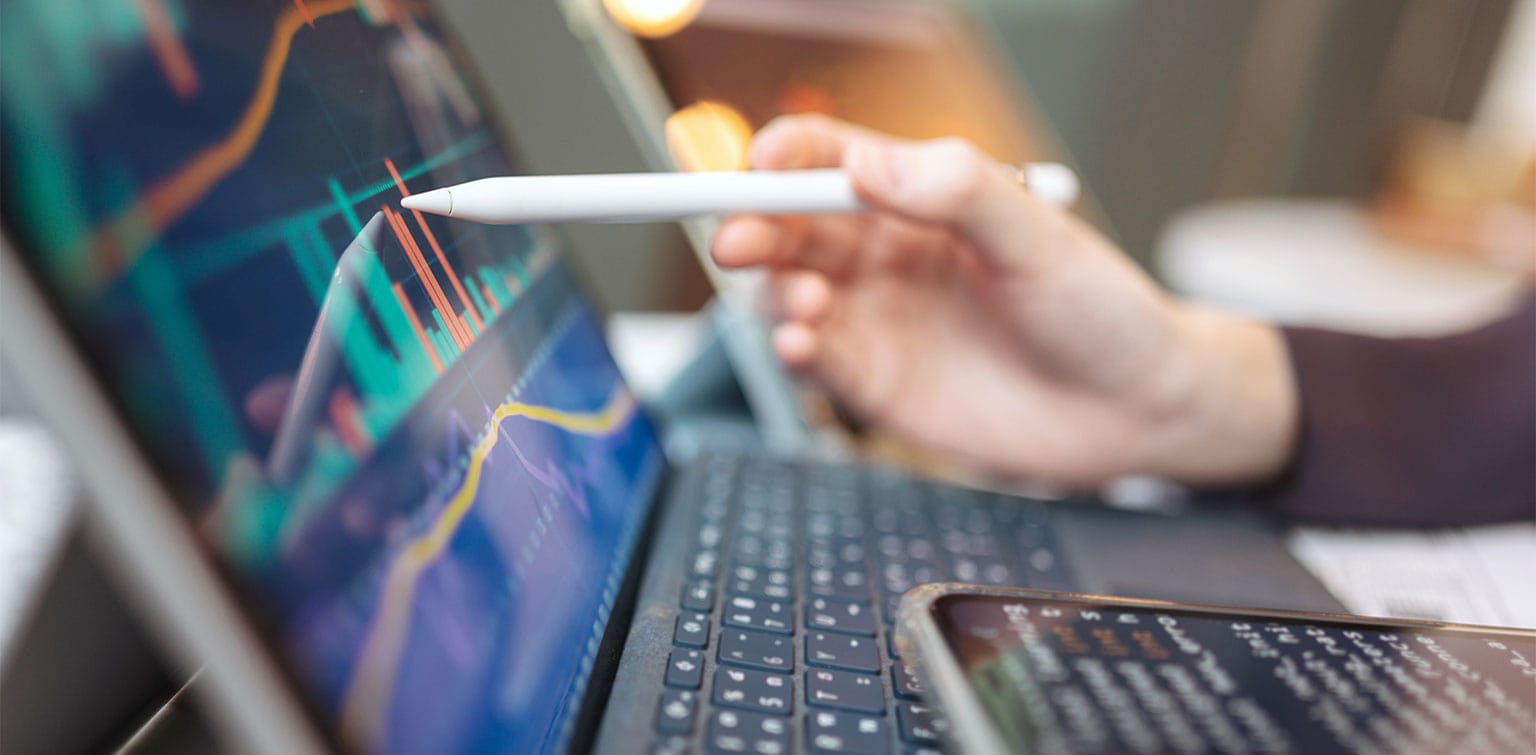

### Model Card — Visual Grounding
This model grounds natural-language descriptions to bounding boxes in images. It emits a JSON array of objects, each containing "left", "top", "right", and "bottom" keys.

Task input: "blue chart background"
[
  {"left": 1, "top": 2, "right": 665, "bottom": 752},
  {"left": 280, "top": 268, "right": 665, "bottom": 754}
]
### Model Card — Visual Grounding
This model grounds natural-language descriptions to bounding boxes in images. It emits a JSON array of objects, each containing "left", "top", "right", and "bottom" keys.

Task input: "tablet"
[{"left": 896, "top": 585, "right": 1535, "bottom": 755}]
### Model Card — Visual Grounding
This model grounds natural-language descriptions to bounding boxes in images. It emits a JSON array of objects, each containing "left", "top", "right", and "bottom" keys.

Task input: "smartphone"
[{"left": 895, "top": 584, "right": 1536, "bottom": 755}]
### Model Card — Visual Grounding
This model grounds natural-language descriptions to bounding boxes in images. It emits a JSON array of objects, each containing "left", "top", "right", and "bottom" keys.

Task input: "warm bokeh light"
[
  {"left": 602, "top": 0, "right": 705, "bottom": 38},
  {"left": 778, "top": 83, "right": 836, "bottom": 117},
  {"left": 665, "top": 101, "right": 753, "bottom": 172}
]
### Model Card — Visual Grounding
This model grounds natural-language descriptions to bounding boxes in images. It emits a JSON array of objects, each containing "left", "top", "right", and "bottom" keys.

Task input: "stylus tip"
[{"left": 401, "top": 188, "right": 453, "bottom": 217}]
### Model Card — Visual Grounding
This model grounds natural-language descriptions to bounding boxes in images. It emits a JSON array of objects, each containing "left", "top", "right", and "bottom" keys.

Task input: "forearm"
[
  {"left": 1261, "top": 299, "right": 1535, "bottom": 526},
  {"left": 1143, "top": 303, "right": 1300, "bottom": 485}
]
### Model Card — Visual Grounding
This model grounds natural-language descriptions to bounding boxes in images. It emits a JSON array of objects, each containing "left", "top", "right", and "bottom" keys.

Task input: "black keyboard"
[{"left": 651, "top": 454, "right": 1081, "bottom": 754}]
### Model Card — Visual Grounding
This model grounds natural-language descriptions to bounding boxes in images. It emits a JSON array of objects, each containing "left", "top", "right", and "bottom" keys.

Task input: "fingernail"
[{"left": 849, "top": 142, "right": 901, "bottom": 195}]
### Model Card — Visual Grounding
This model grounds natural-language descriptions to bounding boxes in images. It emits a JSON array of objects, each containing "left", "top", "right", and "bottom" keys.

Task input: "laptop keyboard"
[{"left": 649, "top": 453, "right": 1080, "bottom": 754}]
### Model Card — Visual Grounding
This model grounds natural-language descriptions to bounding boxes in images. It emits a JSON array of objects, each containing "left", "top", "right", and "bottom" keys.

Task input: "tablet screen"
[
  {"left": 0, "top": 3, "right": 664, "bottom": 751},
  {"left": 933, "top": 594, "right": 1535, "bottom": 754}
]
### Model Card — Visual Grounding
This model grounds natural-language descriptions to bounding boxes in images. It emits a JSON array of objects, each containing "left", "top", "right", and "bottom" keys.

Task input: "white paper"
[{"left": 1288, "top": 523, "right": 1536, "bottom": 628}]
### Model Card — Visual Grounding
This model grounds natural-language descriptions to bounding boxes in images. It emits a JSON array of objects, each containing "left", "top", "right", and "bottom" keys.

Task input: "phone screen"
[{"left": 932, "top": 594, "right": 1535, "bottom": 754}]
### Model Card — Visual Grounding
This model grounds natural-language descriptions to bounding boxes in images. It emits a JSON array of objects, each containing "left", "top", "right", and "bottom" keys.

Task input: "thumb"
[{"left": 845, "top": 138, "right": 1063, "bottom": 274}]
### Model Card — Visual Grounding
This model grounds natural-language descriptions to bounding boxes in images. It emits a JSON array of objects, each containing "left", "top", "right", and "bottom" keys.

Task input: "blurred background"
[{"left": 435, "top": 0, "right": 1535, "bottom": 328}]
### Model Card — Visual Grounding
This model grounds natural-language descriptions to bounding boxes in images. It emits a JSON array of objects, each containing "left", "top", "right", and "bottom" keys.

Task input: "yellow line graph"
[
  {"left": 338, "top": 388, "right": 637, "bottom": 747},
  {"left": 86, "top": 0, "right": 356, "bottom": 283}
]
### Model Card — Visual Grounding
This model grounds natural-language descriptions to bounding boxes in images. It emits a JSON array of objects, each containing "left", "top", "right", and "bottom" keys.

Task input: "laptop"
[{"left": 0, "top": 2, "right": 1341, "bottom": 752}]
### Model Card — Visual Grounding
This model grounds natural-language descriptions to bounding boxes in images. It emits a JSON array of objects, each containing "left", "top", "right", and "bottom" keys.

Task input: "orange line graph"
[
  {"left": 88, "top": 0, "right": 355, "bottom": 280},
  {"left": 381, "top": 205, "right": 470, "bottom": 350},
  {"left": 390, "top": 205, "right": 473, "bottom": 350},
  {"left": 293, "top": 0, "right": 317, "bottom": 28},
  {"left": 135, "top": 0, "right": 200, "bottom": 98},
  {"left": 383, "top": 157, "right": 485, "bottom": 332},
  {"left": 390, "top": 281, "right": 444, "bottom": 373},
  {"left": 479, "top": 282, "right": 502, "bottom": 315}
]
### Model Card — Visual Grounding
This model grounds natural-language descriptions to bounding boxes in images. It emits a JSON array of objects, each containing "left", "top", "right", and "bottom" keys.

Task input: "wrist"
[{"left": 1142, "top": 303, "right": 1299, "bottom": 485}]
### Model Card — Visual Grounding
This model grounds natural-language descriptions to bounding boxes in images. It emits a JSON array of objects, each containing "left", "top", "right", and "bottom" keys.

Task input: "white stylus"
[{"left": 399, "top": 164, "right": 1079, "bottom": 224}]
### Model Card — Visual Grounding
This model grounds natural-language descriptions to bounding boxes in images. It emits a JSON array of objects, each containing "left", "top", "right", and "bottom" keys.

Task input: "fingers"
[
  {"left": 712, "top": 213, "right": 865, "bottom": 274},
  {"left": 725, "top": 115, "right": 1072, "bottom": 278},
  {"left": 771, "top": 270, "right": 832, "bottom": 322},
  {"left": 765, "top": 268, "right": 832, "bottom": 369},
  {"left": 750, "top": 114, "right": 899, "bottom": 170},
  {"left": 713, "top": 115, "right": 909, "bottom": 274},
  {"left": 845, "top": 137, "right": 1066, "bottom": 275},
  {"left": 712, "top": 215, "right": 804, "bottom": 268},
  {"left": 772, "top": 322, "right": 818, "bottom": 369}
]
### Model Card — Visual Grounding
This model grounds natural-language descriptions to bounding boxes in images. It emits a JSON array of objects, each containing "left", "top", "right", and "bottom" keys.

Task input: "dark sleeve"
[{"left": 1259, "top": 294, "right": 1535, "bottom": 527}]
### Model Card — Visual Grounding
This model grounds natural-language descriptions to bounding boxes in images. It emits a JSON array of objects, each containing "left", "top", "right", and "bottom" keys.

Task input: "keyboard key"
[
  {"left": 979, "top": 561, "right": 1014, "bottom": 585},
  {"left": 699, "top": 521, "right": 724, "bottom": 549},
  {"left": 890, "top": 661, "right": 923, "bottom": 699},
  {"left": 708, "top": 710, "right": 790, "bottom": 755},
  {"left": 728, "top": 565, "right": 792, "bottom": 601},
  {"left": 651, "top": 735, "right": 690, "bottom": 755},
  {"left": 954, "top": 557, "right": 1012, "bottom": 585},
  {"left": 887, "top": 631, "right": 900, "bottom": 660},
  {"left": 806, "top": 668, "right": 884, "bottom": 713},
  {"left": 806, "top": 711, "right": 888, "bottom": 754},
  {"left": 808, "top": 567, "right": 871, "bottom": 600},
  {"left": 675, "top": 612, "right": 710, "bottom": 648},
  {"left": 692, "top": 549, "right": 720, "bottom": 578},
  {"left": 878, "top": 562, "right": 941, "bottom": 597},
  {"left": 895, "top": 702, "right": 946, "bottom": 745},
  {"left": 682, "top": 580, "right": 715, "bottom": 612},
  {"left": 701, "top": 498, "right": 729, "bottom": 524},
  {"left": 762, "top": 540, "right": 794, "bottom": 571},
  {"left": 806, "top": 632, "right": 880, "bottom": 673},
  {"left": 713, "top": 666, "right": 793, "bottom": 716},
  {"left": 723, "top": 595, "right": 793, "bottom": 635},
  {"left": 904, "top": 537, "right": 935, "bottom": 561},
  {"left": 737, "top": 549, "right": 793, "bottom": 573},
  {"left": 1017, "top": 521, "right": 1048, "bottom": 548},
  {"left": 730, "top": 578, "right": 791, "bottom": 601},
  {"left": 807, "top": 597, "right": 876, "bottom": 636},
  {"left": 733, "top": 533, "right": 766, "bottom": 561},
  {"left": 656, "top": 689, "right": 698, "bottom": 735},
  {"left": 838, "top": 541, "right": 867, "bottom": 564},
  {"left": 719, "top": 628, "right": 793, "bottom": 673},
  {"left": 666, "top": 649, "right": 705, "bottom": 689},
  {"left": 1022, "top": 546, "right": 1076, "bottom": 590},
  {"left": 884, "top": 561, "right": 942, "bottom": 593},
  {"left": 738, "top": 510, "right": 767, "bottom": 534}
]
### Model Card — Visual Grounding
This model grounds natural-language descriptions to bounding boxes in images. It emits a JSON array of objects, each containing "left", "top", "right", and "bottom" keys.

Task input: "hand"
[{"left": 712, "top": 115, "right": 1298, "bottom": 486}]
